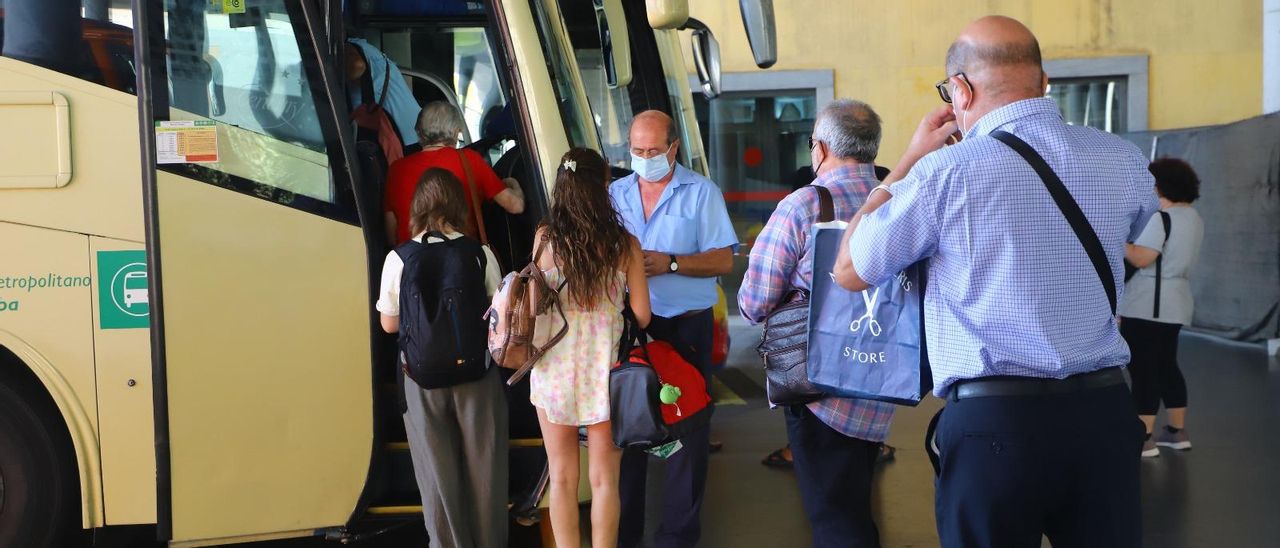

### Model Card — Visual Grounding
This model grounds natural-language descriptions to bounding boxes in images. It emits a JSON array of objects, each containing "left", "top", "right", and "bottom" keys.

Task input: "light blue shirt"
[
  {"left": 347, "top": 38, "right": 421, "bottom": 148},
  {"left": 610, "top": 164, "right": 739, "bottom": 318},
  {"left": 849, "top": 97, "right": 1159, "bottom": 396}
]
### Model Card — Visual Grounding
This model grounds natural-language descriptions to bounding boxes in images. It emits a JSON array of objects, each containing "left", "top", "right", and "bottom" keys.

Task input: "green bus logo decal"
[{"left": 97, "top": 251, "right": 150, "bottom": 329}]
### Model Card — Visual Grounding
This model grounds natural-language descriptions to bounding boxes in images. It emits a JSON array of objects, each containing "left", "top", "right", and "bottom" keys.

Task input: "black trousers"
[
  {"left": 931, "top": 381, "right": 1143, "bottom": 548},
  {"left": 618, "top": 309, "right": 714, "bottom": 548},
  {"left": 785, "top": 405, "right": 881, "bottom": 548},
  {"left": 1120, "top": 317, "right": 1188, "bottom": 415}
]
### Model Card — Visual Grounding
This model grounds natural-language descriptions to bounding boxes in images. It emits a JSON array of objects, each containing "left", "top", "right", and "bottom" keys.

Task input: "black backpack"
[{"left": 396, "top": 232, "right": 490, "bottom": 389}]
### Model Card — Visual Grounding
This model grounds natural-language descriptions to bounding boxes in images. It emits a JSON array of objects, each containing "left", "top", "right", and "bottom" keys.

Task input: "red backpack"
[
  {"left": 642, "top": 341, "right": 712, "bottom": 424},
  {"left": 351, "top": 58, "right": 404, "bottom": 166}
]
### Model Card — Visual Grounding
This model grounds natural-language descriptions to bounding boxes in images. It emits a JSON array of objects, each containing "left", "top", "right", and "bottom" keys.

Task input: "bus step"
[
  {"left": 383, "top": 438, "right": 543, "bottom": 452},
  {"left": 366, "top": 505, "right": 423, "bottom": 516}
]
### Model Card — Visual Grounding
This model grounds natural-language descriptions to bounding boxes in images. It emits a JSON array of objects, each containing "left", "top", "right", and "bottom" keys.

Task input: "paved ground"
[{"left": 238, "top": 321, "right": 1280, "bottom": 547}]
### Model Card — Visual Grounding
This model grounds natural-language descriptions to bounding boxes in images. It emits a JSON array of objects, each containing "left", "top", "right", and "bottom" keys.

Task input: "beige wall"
[{"left": 686, "top": 0, "right": 1263, "bottom": 165}]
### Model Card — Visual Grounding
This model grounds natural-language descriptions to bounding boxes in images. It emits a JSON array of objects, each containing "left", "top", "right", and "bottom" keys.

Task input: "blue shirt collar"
[{"left": 966, "top": 97, "right": 1063, "bottom": 139}]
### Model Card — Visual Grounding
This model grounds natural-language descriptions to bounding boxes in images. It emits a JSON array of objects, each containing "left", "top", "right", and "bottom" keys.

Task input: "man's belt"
[
  {"left": 950, "top": 367, "right": 1126, "bottom": 401},
  {"left": 674, "top": 307, "right": 712, "bottom": 319}
]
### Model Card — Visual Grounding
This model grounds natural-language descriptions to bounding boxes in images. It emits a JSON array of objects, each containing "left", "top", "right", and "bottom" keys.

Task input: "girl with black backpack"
[
  {"left": 531, "top": 149, "right": 651, "bottom": 547},
  {"left": 375, "top": 167, "right": 507, "bottom": 547}
]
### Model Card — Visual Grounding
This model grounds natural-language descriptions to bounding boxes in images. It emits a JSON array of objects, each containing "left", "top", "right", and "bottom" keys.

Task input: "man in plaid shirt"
[{"left": 738, "top": 99, "right": 896, "bottom": 547}]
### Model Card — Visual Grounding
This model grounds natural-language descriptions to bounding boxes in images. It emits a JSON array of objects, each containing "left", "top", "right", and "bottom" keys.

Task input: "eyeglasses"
[
  {"left": 630, "top": 142, "right": 674, "bottom": 159},
  {"left": 935, "top": 72, "right": 972, "bottom": 104},
  {"left": 808, "top": 136, "right": 819, "bottom": 150}
]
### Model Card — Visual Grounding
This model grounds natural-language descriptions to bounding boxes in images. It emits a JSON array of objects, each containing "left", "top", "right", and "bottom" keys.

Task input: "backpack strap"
[
  {"left": 1153, "top": 211, "right": 1171, "bottom": 318},
  {"left": 991, "top": 130, "right": 1117, "bottom": 316},
  {"left": 809, "top": 184, "right": 834, "bottom": 223},
  {"left": 456, "top": 148, "right": 490, "bottom": 245},
  {"left": 376, "top": 58, "right": 391, "bottom": 108},
  {"left": 393, "top": 238, "right": 424, "bottom": 261}
]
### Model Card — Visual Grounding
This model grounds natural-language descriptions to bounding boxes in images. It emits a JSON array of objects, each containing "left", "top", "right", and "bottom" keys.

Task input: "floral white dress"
[{"left": 529, "top": 268, "right": 626, "bottom": 426}]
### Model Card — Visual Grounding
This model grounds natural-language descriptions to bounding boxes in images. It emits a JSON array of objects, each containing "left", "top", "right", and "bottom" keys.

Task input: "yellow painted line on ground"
[{"left": 710, "top": 376, "right": 746, "bottom": 406}]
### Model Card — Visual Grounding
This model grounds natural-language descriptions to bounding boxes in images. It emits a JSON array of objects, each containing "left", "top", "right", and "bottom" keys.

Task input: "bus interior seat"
[{"left": 475, "top": 106, "right": 535, "bottom": 274}]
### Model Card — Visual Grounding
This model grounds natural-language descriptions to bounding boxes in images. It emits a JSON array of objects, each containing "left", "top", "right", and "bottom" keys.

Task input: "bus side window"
[
  {"left": 0, "top": 0, "right": 138, "bottom": 96},
  {"left": 150, "top": 0, "right": 355, "bottom": 222}
]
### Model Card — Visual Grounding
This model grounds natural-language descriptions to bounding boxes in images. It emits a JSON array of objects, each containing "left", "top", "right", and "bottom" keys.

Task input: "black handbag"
[
  {"left": 609, "top": 319, "right": 668, "bottom": 449},
  {"left": 755, "top": 185, "right": 832, "bottom": 406},
  {"left": 609, "top": 313, "right": 713, "bottom": 450}
]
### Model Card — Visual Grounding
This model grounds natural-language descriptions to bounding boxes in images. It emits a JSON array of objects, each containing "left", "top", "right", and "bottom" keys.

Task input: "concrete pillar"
[{"left": 1266, "top": 0, "right": 1280, "bottom": 113}]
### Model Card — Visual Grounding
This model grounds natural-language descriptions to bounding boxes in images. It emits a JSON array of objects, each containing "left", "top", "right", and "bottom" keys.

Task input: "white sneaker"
[
  {"left": 1155, "top": 428, "right": 1192, "bottom": 450},
  {"left": 1141, "top": 437, "right": 1160, "bottom": 458}
]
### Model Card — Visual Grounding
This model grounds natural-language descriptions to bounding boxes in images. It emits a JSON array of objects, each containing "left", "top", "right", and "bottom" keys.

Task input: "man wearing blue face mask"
[{"left": 609, "top": 110, "right": 738, "bottom": 548}]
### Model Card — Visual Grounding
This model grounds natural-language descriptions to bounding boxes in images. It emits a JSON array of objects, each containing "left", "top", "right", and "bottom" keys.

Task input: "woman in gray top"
[{"left": 1120, "top": 158, "right": 1204, "bottom": 458}]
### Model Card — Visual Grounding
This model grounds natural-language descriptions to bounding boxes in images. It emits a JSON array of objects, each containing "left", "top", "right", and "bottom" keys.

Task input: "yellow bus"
[{"left": 0, "top": 0, "right": 773, "bottom": 546}]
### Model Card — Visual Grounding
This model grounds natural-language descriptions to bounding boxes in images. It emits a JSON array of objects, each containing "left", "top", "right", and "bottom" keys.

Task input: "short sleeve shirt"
[
  {"left": 347, "top": 38, "right": 422, "bottom": 148},
  {"left": 385, "top": 148, "right": 507, "bottom": 245},
  {"left": 608, "top": 164, "right": 739, "bottom": 318},
  {"left": 848, "top": 97, "right": 1159, "bottom": 396},
  {"left": 1119, "top": 206, "right": 1204, "bottom": 325},
  {"left": 376, "top": 232, "right": 501, "bottom": 317}
]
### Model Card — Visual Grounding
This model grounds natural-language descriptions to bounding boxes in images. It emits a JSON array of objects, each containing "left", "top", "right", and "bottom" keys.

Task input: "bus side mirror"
[
  {"left": 739, "top": 0, "right": 776, "bottom": 69},
  {"left": 685, "top": 19, "right": 721, "bottom": 100},
  {"left": 595, "top": 0, "right": 633, "bottom": 88}
]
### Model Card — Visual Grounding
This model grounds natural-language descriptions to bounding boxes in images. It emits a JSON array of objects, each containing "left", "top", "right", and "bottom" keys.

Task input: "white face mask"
[
  {"left": 631, "top": 144, "right": 675, "bottom": 182},
  {"left": 952, "top": 80, "right": 971, "bottom": 134},
  {"left": 955, "top": 106, "right": 969, "bottom": 135}
]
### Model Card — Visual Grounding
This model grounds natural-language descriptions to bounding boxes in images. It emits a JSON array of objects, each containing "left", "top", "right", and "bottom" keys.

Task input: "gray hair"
[
  {"left": 415, "top": 101, "right": 465, "bottom": 146},
  {"left": 812, "top": 99, "right": 881, "bottom": 163}
]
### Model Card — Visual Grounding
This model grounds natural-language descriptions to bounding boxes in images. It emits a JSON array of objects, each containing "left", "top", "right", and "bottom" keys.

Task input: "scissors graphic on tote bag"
[{"left": 849, "top": 287, "right": 882, "bottom": 336}]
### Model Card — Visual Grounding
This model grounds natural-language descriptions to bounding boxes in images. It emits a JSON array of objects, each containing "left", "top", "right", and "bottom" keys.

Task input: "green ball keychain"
[{"left": 659, "top": 383, "right": 682, "bottom": 405}]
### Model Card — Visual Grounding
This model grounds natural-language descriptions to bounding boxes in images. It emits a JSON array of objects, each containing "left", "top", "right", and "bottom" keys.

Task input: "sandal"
[
  {"left": 761, "top": 446, "right": 793, "bottom": 469},
  {"left": 876, "top": 444, "right": 896, "bottom": 465}
]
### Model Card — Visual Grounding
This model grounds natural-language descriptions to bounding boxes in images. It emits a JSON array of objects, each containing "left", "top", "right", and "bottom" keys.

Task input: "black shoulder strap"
[
  {"left": 475, "top": 240, "right": 488, "bottom": 273},
  {"left": 809, "top": 184, "right": 834, "bottom": 223},
  {"left": 393, "top": 238, "right": 423, "bottom": 261},
  {"left": 1153, "top": 211, "right": 1171, "bottom": 318},
  {"left": 991, "top": 130, "right": 1117, "bottom": 316},
  {"left": 376, "top": 59, "right": 392, "bottom": 108}
]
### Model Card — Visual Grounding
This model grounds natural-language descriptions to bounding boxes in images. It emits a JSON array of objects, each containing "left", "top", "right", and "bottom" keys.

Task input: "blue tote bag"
[{"left": 806, "top": 224, "right": 932, "bottom": 405}]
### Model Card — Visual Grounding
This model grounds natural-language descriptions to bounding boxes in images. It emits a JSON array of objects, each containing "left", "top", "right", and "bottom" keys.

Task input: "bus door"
[{"left": 136, "top": 1, "right": 377, "bottom": 544}]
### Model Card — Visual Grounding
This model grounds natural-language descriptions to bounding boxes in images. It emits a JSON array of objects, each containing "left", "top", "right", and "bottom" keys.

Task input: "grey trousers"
[{"left": 403, "top": 367, "right": 509, "bottom": 548}]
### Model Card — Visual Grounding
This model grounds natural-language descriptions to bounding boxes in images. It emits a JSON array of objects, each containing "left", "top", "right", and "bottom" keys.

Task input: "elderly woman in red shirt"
[{"left": 385, "top": 101, "right": 525, "bottom": 244}]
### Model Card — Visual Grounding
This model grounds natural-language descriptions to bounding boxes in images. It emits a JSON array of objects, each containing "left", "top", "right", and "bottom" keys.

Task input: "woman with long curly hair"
[{"left": 530, "top": 148, "right": 651, "bottom": 546}]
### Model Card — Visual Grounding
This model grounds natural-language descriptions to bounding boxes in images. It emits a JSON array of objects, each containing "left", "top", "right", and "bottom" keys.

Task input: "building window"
[
  {"left": 1043, "top": 56, "right": 1148, "bottom": 132},
  {"left": 1047, "top": 76, "right": 1129, "bottom": 133}
]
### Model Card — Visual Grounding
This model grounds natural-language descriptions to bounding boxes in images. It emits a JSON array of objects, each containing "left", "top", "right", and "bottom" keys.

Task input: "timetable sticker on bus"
[{"left": 155, "top": 120, "right": 219, "bottom": 164}]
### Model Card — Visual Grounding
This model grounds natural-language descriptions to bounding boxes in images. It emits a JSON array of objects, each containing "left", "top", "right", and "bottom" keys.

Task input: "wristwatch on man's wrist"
[{"left": 668, "top": 254, "right": 679, "bottom": 273}]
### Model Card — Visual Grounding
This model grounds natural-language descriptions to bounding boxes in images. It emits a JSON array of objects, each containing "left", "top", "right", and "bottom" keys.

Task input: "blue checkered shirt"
[
  {"left": 849, "top": 98, "right": 1159, "bottom": 396},
  {"left": 739, "top": 164, "right": 895, "bottom": 442}
]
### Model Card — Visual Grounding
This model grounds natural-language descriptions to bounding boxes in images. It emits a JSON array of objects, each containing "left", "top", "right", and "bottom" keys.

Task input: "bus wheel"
[{"left": 0, "top": 381, "right": 79, "bottom": 548}]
